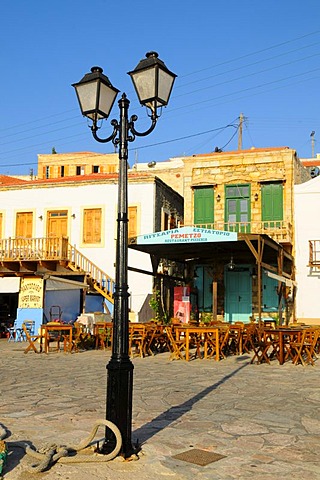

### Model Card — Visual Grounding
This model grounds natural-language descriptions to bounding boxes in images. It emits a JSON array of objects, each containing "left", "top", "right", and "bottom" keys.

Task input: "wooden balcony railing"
[
  {"left": 0, "top": 237, "right": 115, "bottom": 303},
  {"left": 67, "top": 244, "right": 114, "bottom": 303},
  {"left": 193, "top": 220, "right": 293, "bottom": 243},
  {"left": 0, "top": 237, "right": 69, "bottom": 261}
]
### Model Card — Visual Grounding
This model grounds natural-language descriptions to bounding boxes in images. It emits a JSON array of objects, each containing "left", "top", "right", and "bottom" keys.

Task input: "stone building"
[{"left": 130, "top": 146, "right": 310, "bottom": 324}]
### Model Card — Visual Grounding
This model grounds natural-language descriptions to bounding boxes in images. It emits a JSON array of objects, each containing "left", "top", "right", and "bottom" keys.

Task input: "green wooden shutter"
[
  {"left": 193, "top": 187, "right": 214, "bottom": 228},
  {"left": 225, "top": 185, "right": 250, "bottom": 233},
  {"left": 262, "top": 183, "right": 283, "bottom": 227}
]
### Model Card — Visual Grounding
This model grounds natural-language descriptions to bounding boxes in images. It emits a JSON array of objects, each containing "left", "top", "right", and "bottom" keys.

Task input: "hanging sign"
[
  {"left": 19, "top": 278, "right": 44, "bottom": 309},
  {"left": 137, "top": 226, "right": 237, "bottom": 245}
]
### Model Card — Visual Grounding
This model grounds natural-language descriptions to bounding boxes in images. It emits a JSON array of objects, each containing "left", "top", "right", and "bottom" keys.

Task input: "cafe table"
[
  {"left": 274, "top": 327, "right": 304, "bottom": 365},
  {"left": 174, "top": 325, "right": 220, "bottom": 361},
  {"left": 93, "top": 322, "right": 113, "bottom": 349},
  {"left": 42, "top": 323, "right": 73, "bottom": 353}
]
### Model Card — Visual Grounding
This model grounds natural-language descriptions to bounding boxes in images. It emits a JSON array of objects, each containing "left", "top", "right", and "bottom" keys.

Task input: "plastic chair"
[
  {"left": 7, "top": 321, "right": 17, "bottom": 342},
  {"left": 24, "top": 320, "right": 35, "bottom": 335},
  {"left": 7, "top": 322, "right": 24, "bottom": 342}
]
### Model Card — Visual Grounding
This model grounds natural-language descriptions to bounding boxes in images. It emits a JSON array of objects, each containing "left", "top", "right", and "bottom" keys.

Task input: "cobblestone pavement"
[{"left": 1, "top": 338, "right": 320, "bottom": 480}]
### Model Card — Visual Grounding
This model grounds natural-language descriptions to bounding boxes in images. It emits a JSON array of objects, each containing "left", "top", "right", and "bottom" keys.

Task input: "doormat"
[{"left": 172, "top": 448, "right": 226, "bottom": 466}]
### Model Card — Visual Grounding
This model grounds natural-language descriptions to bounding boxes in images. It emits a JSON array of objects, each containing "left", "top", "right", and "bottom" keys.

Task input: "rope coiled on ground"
[{"left": 1, "top": 419, "right": 122, "bottom": 473}]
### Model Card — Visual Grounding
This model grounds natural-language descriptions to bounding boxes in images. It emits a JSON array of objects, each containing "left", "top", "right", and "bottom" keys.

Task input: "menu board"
[{"left": 19, "top": 278, "right": 44, "bottom": 309}]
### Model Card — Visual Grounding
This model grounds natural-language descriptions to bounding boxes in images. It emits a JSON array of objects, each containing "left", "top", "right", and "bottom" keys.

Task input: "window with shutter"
[
  {"left": 225, "top": 184, "right": 250, "bottom": 233},
  {"left": 83, "top": 208, "right": 102, "bottom": 244},
  {"left": 128, "top": 206, "right": 137, "bottom": 238},
  {"left": 16, "top": 212, "right": 33, "bottom": 238},
  {"left": 193, "top": 187, "right": 214, "bottom": 228},
  {"left": 261, "top": 182, "right": 283, "bottom": 228}
]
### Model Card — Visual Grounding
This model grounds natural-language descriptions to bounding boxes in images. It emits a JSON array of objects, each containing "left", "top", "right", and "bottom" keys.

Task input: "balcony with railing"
[
  {"left": 193, "top": 220, "right": 293, "bottom": 244},
  {"left": 0, "top": 237, "right": 69, "bottom": 261},
  {"left": 0, "top": 237, "right": 115, "bottom": 303},
  {"left": 308, "top": 240, "right": 320, "bottom": 267}
]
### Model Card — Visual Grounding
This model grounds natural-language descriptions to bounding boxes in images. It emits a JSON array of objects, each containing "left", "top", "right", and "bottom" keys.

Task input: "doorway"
[
  {"left": 47, "top": 210, "right": 68, "bottom": 237},
  {"left": 224, "top": 266, "right": 252, "bottom": 323}
]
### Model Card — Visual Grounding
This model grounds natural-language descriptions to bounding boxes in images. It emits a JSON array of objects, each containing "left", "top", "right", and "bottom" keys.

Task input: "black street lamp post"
[{"left": 72, "top": 52, "right": 176, "bottom": 458}]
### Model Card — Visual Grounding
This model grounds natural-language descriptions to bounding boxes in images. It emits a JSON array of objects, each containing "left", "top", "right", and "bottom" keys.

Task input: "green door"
[
  {"left": 225, "top": 267, "right": 252, "bottom": 323},
  {"left": 261, "top": 182, "right": 283, "bottom": 228},
  {"left": 225, "top": 184, "right": 250, "bottom": 233},
  {"left": 194, "top": 187, "right": 214, "bottom": 228}
]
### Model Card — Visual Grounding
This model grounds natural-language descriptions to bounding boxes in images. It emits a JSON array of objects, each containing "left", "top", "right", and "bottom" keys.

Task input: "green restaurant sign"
[{"left": 137, "top": 226, "right": 237, "bottom": 245}]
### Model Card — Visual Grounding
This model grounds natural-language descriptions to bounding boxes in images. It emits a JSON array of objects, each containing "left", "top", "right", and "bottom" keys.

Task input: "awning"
[
  {"left": 0, "top": 277, "right": 21, "bottom": 293},
  {"left": 129, "top": 227, "right": 293, "bottom": 267},
  {"left": 46, "top": 276, "right": 88, "bottom": 291}
]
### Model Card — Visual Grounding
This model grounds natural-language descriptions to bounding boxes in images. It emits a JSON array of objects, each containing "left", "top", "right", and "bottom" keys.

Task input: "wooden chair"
[
  {"left": 22, "top": 323, "right": 43, "bottom": 354},
  {"left": 206, "top": 326, "right": 229, "bottom": 360},
  {"left": 291, "top": 328, "right": 319, "bottom": 366},
  {"left": 227, "top": 323, "right": 244, "bottom": 355},
  {"left": 129, "top": 324, "right": 148, "bottom": 358},
  {"left": 250, "top": 327, "right": 273, "bottom": 364},
  {"left": 190, "top": 331, "right": 204, "bottom": 359},
  {"left": 166, "top": 326, "right": 186, "bottom": 360},
  {"left": 43, "top": 323, "right": 64, "bottom": 353},
  {"left": 242, "top": 323, "right": 256, "bottom": 353},
  {"left": 145, "top": 324, "right": 167, "bottom": 355},
  {"left": 94, "top": 323, "right": 112, "bottom": 350}
]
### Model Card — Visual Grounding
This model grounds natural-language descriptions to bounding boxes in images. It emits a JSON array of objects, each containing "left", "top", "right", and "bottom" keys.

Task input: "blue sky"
[{"left": 1, "top": 0, "right": 320, "bottom": 174}]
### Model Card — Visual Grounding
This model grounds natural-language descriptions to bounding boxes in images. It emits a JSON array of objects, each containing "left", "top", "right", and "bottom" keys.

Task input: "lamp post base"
[{"left": 101, "top": 356, "right": 135, "bottom": 458}]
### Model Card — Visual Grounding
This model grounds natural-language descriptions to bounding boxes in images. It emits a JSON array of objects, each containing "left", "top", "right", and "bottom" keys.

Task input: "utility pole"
[
  {"left": 238, "top": 113, "right": 244, "bottom": 150},
  {"left": 310, "top": 131, "right": 315, "bottom": 158}
]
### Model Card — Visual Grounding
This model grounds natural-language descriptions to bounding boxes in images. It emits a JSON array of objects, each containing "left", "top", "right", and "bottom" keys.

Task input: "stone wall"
[{"left": 181, "top": 147, "right": 309, "bottom": 234}]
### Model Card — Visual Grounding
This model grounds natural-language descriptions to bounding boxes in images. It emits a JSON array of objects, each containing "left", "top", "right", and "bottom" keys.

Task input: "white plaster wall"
[
  {"left": 294, "top": 176, "right": 320, "bottom": 320},
  {"left": 0, "top": 180, "right": 156, "bottom": 319}
]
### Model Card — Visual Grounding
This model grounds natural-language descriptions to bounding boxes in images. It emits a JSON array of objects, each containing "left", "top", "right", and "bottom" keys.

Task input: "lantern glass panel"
[
  {"left": 131, "top": 68, "right": 156, "bottom": 104},
  {"left": 98, "top": 82, "right": 118, "bottom": 118},
  {"left": 75, "top": 80, "right": 99, "bottom": 119},
  {"left": 157, "top": 68, "right": 175, "bottom": 105}
]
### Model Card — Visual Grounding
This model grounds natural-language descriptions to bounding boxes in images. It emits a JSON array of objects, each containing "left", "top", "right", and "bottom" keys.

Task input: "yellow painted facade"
[{"left": 37, "top": 152, "right": 119, "bottom": 179}]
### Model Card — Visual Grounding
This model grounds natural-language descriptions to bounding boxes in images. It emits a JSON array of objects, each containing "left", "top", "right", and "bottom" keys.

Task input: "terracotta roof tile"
[
  {"left": 300, "top": 159, "right": 320, "bottom": 167},
  {"left": 0, "top": 175, "right": 27, "bottom": 185}
]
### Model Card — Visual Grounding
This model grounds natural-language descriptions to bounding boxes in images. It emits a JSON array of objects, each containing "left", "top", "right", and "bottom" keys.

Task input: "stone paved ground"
[{"left": 1, "top": 339, "right": 320, "bottom": 479}]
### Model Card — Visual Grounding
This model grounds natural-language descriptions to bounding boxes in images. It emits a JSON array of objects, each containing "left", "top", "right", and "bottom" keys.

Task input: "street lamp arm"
[
  {"left": 129, "top": 113, "right": 158, "bottom": 138},
  {"left": 90, "top": 104, "right": 158, "bottom": 145},
  {"left": 91, "top": 119, "right": 119, "bottom": 144}
]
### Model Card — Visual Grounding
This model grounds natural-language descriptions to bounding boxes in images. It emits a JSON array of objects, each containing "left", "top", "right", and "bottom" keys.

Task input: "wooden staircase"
[{"left": 67, "top": 244, "right": 115, "bottom": 304}]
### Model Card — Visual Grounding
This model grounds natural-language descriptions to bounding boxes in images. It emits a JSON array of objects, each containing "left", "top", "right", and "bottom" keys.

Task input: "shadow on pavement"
[{"left": 133, "top": 360, "right": 250, "bottom": 444}]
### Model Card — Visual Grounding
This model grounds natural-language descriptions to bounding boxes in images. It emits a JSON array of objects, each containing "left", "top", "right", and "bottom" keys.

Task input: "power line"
[
  {"left": 179, "top": 30, "right": 320, "bottom": 78},
  {"left": 0, "top": 30, "right": 320, "bottom": 166},
  {"left": 178, "top": 40, "right": 320, "bottom": 89},
  {"left": 0, "top": 122, "right": 238, "bottom": 167}
]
